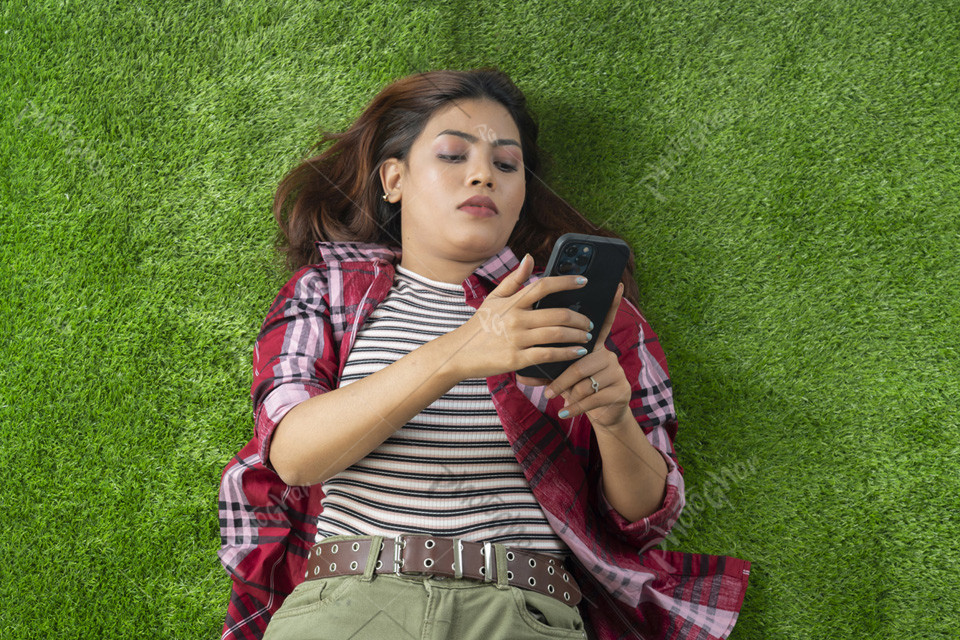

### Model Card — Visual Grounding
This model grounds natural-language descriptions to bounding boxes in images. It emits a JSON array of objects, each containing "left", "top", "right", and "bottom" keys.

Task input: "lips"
[{"left": 458, "top": 195, "right": 498, "bottom": 215}]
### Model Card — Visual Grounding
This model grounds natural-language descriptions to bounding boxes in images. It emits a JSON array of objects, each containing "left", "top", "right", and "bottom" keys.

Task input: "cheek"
[
  {"left": 509, "top": 180, "right": 526, "bottom": 209},
  {"left": 423, "top": 163, "right": 460, "bottom": 190}
]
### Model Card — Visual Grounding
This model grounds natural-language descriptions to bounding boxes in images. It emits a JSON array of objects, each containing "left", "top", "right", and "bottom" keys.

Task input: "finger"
[
  {"left": 592, "top": 282, "right": 624, "bottom": 352},
  {"left": 543, "top": 355, "right": 603, "bottom": 400},
  {"left": 521, "top": 271, "right": 589, "bottom": 310},
  {"left": 558, "top": 384, "right": 611, "bottom": 418},
  {"left": 491, "top": 253, "right": 534, "bottom": 299},
  {"left": 567, "top": 371, "right": 601, "bottom": 409}
]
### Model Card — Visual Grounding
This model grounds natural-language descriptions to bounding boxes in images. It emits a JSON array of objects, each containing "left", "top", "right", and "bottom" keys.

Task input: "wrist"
[
  {"left": 591, "top": 407, "right": 635, "bottom": 433},
  {"left": 432, "top": 330, "right": 468, "bottom": 385}
]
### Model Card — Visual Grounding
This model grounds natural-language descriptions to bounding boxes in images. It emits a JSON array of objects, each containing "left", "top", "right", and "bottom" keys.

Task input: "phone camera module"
[{"left": 557, "top": 242, "right": 593, "bottom": 276}]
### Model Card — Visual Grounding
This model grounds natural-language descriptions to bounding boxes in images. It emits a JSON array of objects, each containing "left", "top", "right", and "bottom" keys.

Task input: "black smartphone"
[{"left": 515, "top": 233, "right": 631, "bottom": 380}]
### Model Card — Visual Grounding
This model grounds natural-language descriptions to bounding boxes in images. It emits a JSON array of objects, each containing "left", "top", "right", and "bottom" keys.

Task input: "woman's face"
[{"left": 381, "top": 98, "right": 526, "bottom": 283}]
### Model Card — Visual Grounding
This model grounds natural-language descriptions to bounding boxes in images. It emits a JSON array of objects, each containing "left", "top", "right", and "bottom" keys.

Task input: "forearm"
[
  {"left": 270, "top": 332, "right": 463, "bottom": 486},
  {"left": 593, "top": 413, "right": 669, "bottom": 523}
]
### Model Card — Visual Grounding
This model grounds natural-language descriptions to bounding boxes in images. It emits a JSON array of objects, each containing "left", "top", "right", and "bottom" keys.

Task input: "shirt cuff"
[
  {"left": 254, "top": 383, "right": 328, "bottom": 470},
  {"left": 597, "top": 447, "right": 685, "bottom": 551}
]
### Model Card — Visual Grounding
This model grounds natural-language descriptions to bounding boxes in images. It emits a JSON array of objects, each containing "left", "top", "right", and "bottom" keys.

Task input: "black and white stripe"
[{"left": 316, "top": 265, "right": 567, "bottom": 553}]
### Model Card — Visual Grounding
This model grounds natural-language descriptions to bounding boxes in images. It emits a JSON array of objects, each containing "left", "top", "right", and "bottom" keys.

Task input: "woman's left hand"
[{"left": 516, "top": 283, "right": 632, "bottom": 430}]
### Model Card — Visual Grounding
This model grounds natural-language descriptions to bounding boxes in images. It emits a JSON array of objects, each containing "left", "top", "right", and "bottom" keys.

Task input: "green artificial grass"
[{"left": 1, "top": 1, "right": 958, "bottom": 637}]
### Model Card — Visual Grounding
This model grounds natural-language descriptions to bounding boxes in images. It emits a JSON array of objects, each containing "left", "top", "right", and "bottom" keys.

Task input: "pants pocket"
[
  {"left": 269, "top": 577, "right": 357, "bottom": 621},
  {"left": 511, "top": 587, "right": 586, "bottom": 637}
]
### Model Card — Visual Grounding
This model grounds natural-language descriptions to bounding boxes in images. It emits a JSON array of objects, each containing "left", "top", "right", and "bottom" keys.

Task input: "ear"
[{"left": 379, "top": 157, "right": 404, "bottom": 201}]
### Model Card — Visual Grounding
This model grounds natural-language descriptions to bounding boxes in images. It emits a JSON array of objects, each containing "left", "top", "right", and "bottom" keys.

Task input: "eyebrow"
[{"left": 436, "top": 129, "right": 521, "bottom": 148}]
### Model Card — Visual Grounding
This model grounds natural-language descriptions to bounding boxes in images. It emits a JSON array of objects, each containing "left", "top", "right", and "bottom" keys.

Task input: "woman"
[{"left": 218, "top": 67, "right": 750, "bottom": 640}]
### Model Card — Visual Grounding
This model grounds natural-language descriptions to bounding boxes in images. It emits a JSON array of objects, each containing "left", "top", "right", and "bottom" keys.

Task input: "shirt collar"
[
  {"left": 314, "top": 241, "right": 403, "bottom": 266},
  {"left": 472, "top": 244, "right": 521, "bottom": 286}
]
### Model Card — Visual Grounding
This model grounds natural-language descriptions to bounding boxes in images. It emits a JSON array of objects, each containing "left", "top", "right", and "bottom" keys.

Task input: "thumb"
[{"left": 491, "top": 253, "right": 533, "bottom": 298}]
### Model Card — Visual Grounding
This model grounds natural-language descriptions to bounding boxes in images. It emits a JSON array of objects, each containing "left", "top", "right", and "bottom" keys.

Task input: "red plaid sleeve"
[
  {"left": 251, "top": 266, "right": 337, "bottom": 467},
  {"left": 597, "top": 299, "right": 686, "bottom": 550}
]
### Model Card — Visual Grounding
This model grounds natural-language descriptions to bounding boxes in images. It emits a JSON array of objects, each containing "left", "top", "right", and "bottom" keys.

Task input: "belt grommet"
[
  {"left": 425, "top": 539, "right": 435, "bottom": 549},
  {"left": 528, "top": 558, "right": 537, "bottom": 568},
  {"left": 376, "top": 560, "right": 383, "bottom": 569},
  {"left": 548, "top": 584, "right": 555, "bottom": 593},
  {"left": 528, "top": 577, "right": 536, "bottom": 587},
  {"left": 424, "top": 558, "right": 434, "bottom": 568},
  {"left": 329, "top": 563, "right": 336, "bottom": 572},
  {"left": 352, "top": 542, "right": 360, "bottom": 552},
  {"left": 506, "top": 551, "right": 515, "bottom": 561},
  {"left": 479, "top": 566, "right": 485, "bottom": 576},
  {"left": 350, "top": 561, "right": 358, "bottom": 571},
  {"left": 313, "top": 566, "right": 320, "bottom": 576},
  {"left": 507, "top": 570, "right": 514, "bottom": 580},
  {"left": 548, "top": 566, "right": 555, "bottom": 575},
  {"left": 331, "top": 544, "right": 338, "bottom": 554},
  {"left": 564, "top": 592, "right": 570, "bottom": 601}
]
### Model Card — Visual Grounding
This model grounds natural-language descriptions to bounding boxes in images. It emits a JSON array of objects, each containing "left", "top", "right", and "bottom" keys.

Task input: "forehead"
[{"left": 421, "top": 99, "right": 520, "bottom": 139}]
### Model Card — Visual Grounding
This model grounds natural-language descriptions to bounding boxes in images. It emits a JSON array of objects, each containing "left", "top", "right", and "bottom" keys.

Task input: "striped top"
[{"left": 315, "top": 264, "right": 568, "bottom": 553}]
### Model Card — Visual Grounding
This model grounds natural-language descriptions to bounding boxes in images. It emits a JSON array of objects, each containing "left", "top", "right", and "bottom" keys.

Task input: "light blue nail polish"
[
  {"left": 589, "top": 321, "right": 594, "bottom": 331},
  {"left": 559, "top": 409, "right": 570, "bottom": 418},
  {"left": 576, "top": 277, "right": 587, "bottom": 285},
  {"left": 576, "top": 347, "right": 588, "bottom": 356}
]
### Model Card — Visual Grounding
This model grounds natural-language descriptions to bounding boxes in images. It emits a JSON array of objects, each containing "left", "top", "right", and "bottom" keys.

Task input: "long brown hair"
[{"left": 273, "top": 67, "right": 641, "bottom": 311}]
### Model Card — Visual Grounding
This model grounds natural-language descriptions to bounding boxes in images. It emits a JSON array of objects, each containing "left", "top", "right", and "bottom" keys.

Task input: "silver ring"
[{"left": 589, "top": 376, "right": 600, "bottom": 393}]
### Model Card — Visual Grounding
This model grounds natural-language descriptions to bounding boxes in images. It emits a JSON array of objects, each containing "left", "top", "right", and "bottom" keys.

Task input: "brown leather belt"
[{"left": 303, "top": 534, "right": 582, "bottom": 607}]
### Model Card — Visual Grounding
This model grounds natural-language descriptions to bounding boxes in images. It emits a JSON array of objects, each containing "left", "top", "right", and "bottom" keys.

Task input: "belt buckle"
[
  {"left": 483, "top": 541, "right": 493, "bottom": 582},
  {"left": 394, "top": 534, "right": 413, "bottom": 576},
  {"left": 452, "top": 538, "right": 463, "bottom": 579}
]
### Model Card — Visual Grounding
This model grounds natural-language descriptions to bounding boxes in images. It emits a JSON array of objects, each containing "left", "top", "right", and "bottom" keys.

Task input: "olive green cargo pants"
[{"left": 262, "top": 535, "right": 587, "bottom": 640}]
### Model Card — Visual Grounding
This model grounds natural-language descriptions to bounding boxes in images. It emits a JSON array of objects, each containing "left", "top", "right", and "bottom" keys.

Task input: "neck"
[{"left": 398, "top": 256, "right": 485, "bottom": 286}]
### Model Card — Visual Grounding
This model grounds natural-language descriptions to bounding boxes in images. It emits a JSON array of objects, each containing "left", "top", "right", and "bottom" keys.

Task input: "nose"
[{"left": 467, "top": 151, "right": 495, "bottom": 188}]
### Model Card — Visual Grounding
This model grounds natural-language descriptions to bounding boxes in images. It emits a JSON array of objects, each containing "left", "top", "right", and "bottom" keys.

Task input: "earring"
[{"left": 382, "top": 193, "right": 390, "bottom": 201}]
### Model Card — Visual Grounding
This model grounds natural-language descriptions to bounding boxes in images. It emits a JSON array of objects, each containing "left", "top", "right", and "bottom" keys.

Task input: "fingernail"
[
  {"left": 544, "top": 388, "right": 555, "bottom": 399},
  {"left": 575, "top": 347, "right": 587, "bottom": 356},
  {"left": 576, "top": 277, "right": 587, "bottom": 285},
  {"left": 558, "top": 409, "right": 570, "bottom": 419},
  {"left": 589, "top": 321, "right": 594, "bottom": 331}
]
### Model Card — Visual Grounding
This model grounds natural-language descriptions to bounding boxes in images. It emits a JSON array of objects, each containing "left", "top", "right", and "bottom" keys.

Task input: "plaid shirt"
[{"left": 218, "top": 241, "right": 750, "bottom": 640}]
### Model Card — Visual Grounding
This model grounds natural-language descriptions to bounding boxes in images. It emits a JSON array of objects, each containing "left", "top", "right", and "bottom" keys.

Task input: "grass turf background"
[{"left": 2, "top": 1, "right": 958, "bottom": 637}]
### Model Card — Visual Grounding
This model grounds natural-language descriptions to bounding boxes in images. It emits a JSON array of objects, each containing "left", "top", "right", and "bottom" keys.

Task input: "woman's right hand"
[{"left": 444, "top": 253, "right": 594, "bottom": 381}]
